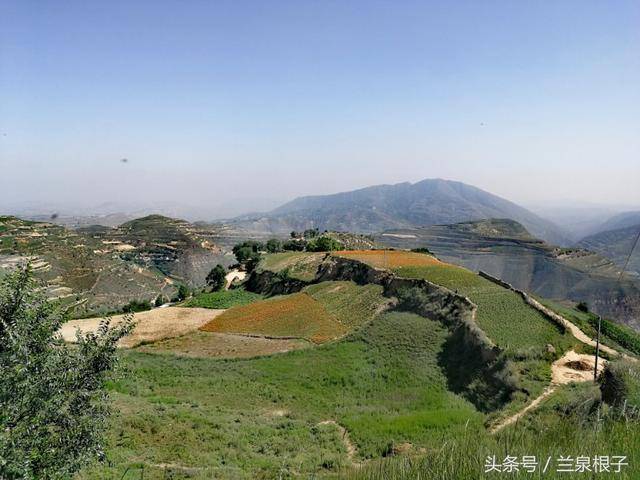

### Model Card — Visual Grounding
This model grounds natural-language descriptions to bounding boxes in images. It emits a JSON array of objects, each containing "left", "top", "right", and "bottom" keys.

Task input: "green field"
[
  {"left": 257, "top": 251, "right": 326, "bottom": 281},
  {"left": 394, "top": 264, "right": 575, "bottom": 354},
  {"left": 347, "top": 382, "right": 640, "bottom": 479},
  {"left": 80, "top": 312, "right": 484, "bottom": 479},
  {"left": 391, "top": 263, "right": 579, "bottom": 410},
  {"left": 304, "top": 281, "right": 386, "bottom": 328},
  {"left": 181, "top": 289, "right": 263, "bottom": 309}
]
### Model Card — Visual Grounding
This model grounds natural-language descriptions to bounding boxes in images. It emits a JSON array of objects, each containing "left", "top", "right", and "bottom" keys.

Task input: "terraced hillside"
[
  {"left": 0, "top": 214, "right": 238, "bottom": 316},
  {"left": 75, "top": 247, "right": 640, "bottom": 479},
  {"left": 377, "top": 219, "right": 640, "bottom": 330},
  {"left": 578, "top": 223, "right": 640, "bottom": 277},
  {"left": 0, "top": 216, "right": 174, "bottom": 316},
  {"left": 84, "top": 214, "right": 235, "bottom": 286},
  {"left": 81, "top": 310, "right": 485, "bottom": 479}
]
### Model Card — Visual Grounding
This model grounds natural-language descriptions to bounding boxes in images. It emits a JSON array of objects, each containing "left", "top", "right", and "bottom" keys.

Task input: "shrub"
[
  {"left": 265, "top": 238, "right": 282, "bottom": 253},
  {"left": 206, "top": 264, "right": 227, "bottom": 292},
  {"left": 282, "top": 240, "right": 306, "bottom": 251},
  {"left": 411, "top": 247, "right": 433, "bottom": 255},
  {"left": 0, "top": 266, "right": 133, "bottom": 478},
  {"left": 121, "top": 299, "right": 152, "bottom": 313},
  {"left": 576, "top": 301, "right": 589, "bottom": 313},
  {"left": 600, "top": 359, "right": 640, "bottom": 409}
]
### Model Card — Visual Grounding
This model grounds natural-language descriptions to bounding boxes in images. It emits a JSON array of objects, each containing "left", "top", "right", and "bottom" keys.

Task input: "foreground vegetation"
[
  {"left": 181, "top": 289, "right": 263, "bottom": 309},
  {"left": 81, "top": 311, "right": 483, "bottom": 479}
]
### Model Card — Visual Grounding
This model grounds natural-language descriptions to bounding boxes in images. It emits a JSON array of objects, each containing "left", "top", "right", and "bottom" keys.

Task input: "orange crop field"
[
  {"left": 200, "top": 292, "right": 347, "bottom": 344},
  {"left": 333, "top": 250, "right": 442, "bottom": 269}
]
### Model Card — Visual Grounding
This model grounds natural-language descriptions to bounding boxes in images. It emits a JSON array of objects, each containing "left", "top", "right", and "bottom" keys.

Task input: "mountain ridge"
[{"left": 232, "top": 179, "right": 569, "bottom": 245}]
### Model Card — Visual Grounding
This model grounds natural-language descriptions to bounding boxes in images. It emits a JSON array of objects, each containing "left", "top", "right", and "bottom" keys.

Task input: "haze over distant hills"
[
  {"left": 578, "top": 222, "right": 640, "bottom": 277},
  {"left": 231, "top": 179, "right": 570, "bottom": 245}
]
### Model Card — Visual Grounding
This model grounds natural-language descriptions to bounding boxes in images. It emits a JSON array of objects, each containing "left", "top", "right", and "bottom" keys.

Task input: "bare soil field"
[
  {"left": 60, "top": 306, "right": 222, "bottom": 348},
  {"left": 136, "top": 331, "right": 310, "bottom": 358}
]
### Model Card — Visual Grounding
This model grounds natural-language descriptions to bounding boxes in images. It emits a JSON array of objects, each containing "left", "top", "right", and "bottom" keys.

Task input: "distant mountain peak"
[{"left": 233, "top": 178, "right": 569, "bottom": 245}]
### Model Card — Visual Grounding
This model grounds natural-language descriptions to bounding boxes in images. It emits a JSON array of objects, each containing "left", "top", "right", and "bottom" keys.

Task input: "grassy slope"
[
  {"left": 394, "top": 263, "right": 578, "bottom": 406},
  {"left": 81, "top": 312, "right": 483, "bottom": 479},
  {"left": 536, "top": 297, "right": 640, "bottom": 357},
  {"left": 347, "top": 382, "right": 640, "bottom": 479},
  {"left": 181, "top": 289, "right": 263, "bottom": 309},
  {"left": 258, "top": 252, "right": 326, "bottom": 281}
]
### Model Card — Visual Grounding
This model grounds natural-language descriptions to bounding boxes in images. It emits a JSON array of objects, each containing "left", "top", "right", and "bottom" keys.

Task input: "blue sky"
[{"left": 1, "top": 0, "right": 639, "bottom": 216}]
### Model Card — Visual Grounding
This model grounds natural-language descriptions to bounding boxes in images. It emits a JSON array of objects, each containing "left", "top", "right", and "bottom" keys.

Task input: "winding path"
[{"left": 490, "top": 305, "right": 635, "bottom": 433}]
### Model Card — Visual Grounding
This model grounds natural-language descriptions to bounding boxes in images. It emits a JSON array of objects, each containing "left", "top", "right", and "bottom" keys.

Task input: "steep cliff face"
[{"left": 246, "top": 255, "right": 516, "bottom": 412}]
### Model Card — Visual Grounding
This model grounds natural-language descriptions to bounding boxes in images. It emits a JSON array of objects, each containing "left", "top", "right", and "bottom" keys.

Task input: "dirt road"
[{"left": 491, "top": 350, "right": 605, "bottom": 433}]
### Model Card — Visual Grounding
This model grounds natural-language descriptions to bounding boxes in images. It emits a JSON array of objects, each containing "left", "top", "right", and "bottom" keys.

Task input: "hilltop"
[
  {"left": 88, "top": 214, "right": 235, "bottom": 286},
  {"left": 0, "top": 216, "right": 173, "bottom": 316},
  {"left": 230, "top": 179, "right": 569, "bottom": 245},
  {"left": 377, "top": 219, "right": 640, "bottom": 330},
  {"left": 0, "top": 215, "right": 234, "bottom": 317}
]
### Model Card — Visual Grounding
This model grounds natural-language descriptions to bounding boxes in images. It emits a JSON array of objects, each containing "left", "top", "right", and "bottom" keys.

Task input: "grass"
[
  {"left": 334, "top": 251, "right": 579, "bottom": 414},
  {"left": 537, "top": 298, "right": 640, "bottom": 357},
  {"left": 181, "top": 289, "right": 263, "bottom": 309},
  {"left": 258, "top": 252, "right": 326, "bottom": 281},
  {"left": 395, "top": 263, "right": 578, "bottom": 409},
  {"left": 80, "top": 311, "right": 484, "bottom": 479},
  {"left": 345, "top": 386, "right": 640, "bottom": 479},
  {"left": 304, "top": 281, "right": 386, "bottom": 328}
]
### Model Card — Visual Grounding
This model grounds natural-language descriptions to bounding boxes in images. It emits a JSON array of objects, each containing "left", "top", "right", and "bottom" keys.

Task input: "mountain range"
[{"left": 231, "top": 179, "right": 570, "bottom": 245}]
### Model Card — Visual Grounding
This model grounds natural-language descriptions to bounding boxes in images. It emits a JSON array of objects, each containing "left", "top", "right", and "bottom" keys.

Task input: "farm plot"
[
  {"left": 394, "top": 263, "right": 574, "bottom": 353},
  {"left": 181, "top": 288, "right": 263, "bottom": 309},
  {"left": 201, "top": 292, "right": 347, "bottom": 343},
  {"left": 201, "top": 281, "right": 388, "bottom": 344},
  {"left": 135, "top": 331, "right": 310, "bottom": 358},
  {"left": 334, "top": 250, "right": 441, "bottom": 269},
  {"left": 305, "top": 281, "right": 387, "bottom": 329},
  {"left": 258, "top": 252, "right": 326, "bottom": 281}
]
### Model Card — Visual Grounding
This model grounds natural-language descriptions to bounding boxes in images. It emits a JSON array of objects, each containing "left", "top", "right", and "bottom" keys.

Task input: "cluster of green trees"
[{"left": 232, "top": 233, "right": 343, "bottom": 271}]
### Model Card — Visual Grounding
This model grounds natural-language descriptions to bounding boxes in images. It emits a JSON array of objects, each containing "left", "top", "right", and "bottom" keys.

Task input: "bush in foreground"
[{"left": 0, "top": 266, "right": 133, "bottom": 479}]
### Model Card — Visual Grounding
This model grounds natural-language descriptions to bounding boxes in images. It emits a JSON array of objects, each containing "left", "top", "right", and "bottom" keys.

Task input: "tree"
[
  {"left": 174, "top": 284, "right": 190, "bottom": 302},
  {"left": 282, "top": 240, "right": 306, "bottom": 251},
  {"left": 154, "top": 294, "right": 167, "bottom": 307},
  {"left": 303, "top": 228, "right": 319, "bottom": 239},
  {"left": 232, "top": 241, "right": 263, "bottom": 264},
  {"left": 0, "top": 265, "right": 134, "bottom": 479},
  {"left": 265, "top": 239, "right": 282, "bottom": 253},
  {"left": 232, "top": 241, "right": 263, "bottom": 269},
  {"left": 306, "top": 236, "right": 343, "bottom": 252},
  {"left": 206, "top": 264, "right": 227, "bottom": 292}
]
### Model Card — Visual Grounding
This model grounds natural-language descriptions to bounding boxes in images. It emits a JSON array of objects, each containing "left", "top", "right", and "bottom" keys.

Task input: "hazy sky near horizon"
[{"left": 1, "top": 0, "right": 639, "bottom": 217}]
